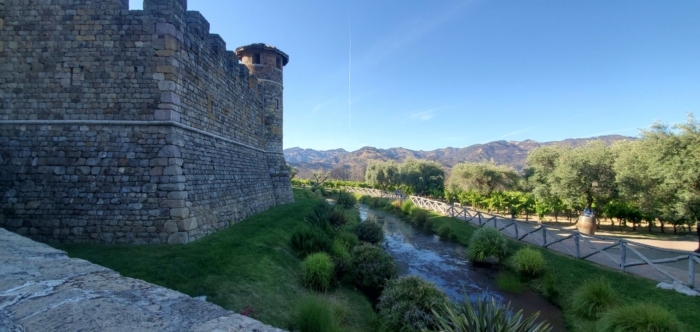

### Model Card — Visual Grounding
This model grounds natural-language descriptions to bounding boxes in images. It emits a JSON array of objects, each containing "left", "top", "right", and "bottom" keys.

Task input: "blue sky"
[{"left": 130, "top": 0, "right": 700, "bottom": 151}]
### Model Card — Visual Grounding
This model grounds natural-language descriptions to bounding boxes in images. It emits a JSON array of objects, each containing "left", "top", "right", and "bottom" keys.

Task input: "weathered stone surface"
[
  {"left": 0, "top": 229, "right": 285, "bottom": 331},
  {"left": 0, "top": 0, "right": 293, "bottom": 244}
]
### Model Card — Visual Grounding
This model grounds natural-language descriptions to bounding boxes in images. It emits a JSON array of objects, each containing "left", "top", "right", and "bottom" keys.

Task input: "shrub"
[
  {"left": 391, "top": 200, "right": 403, "bottom": 213},
  {"left": 355, "top": 220, "right": 384, "bottom": 244},
  {"left": 328, "top": 207, "right": 350, "bottom": 231},
  {"left": 314, "top": 188, "right": 324, "bottom": 198},
  {"left": 411, "top": 208, "right": 429, "bottom": 227},
  {"left": 432, "top": 294, "right": 551, "bottom": 332},
  {"left": 336, "top": 190, "right": 357, "bottom": 209},
  {"left": 496, "top": 272, "right": 524, "bottom": 293},
  {"left": 291, "top": 227, "right": 333, "bottom": 257},
  {"left": 377, "top": 275, "right": 447, "bottom": 332},
  {"left": 570, "top": 277, "right": 617, "bottom": 320},
  {"left": 359, "top": 195, "right": 373, "bottom": 204},
  {"left": 511, "top": 247, "right": 546, "bottom": 278},
  {"left": 437, "top": 224, "right": 456, "bottom": 241},
  {"left": 298, "top": 190, "right": 317, "bottom": 199},
  {"left": 401, "top": 199, "right": 414, "bottom": 215},
  {"left": 296, "top": 297, "right": 341, "bottom": 332},
  {"left": 597, "top": 302, "right": 681, "bottom": 332},
  {"left": 350, "top": 243, "right": 398, "bottom": 292},
  {"left": 336, "top": 231, "right": 360, "bottom": 250},
  {"left": 467, "top": 227, "right": 508, "bottom": 263},
  {"left": 306, "top": 201, "right": 334, "bottom": 234},
  {"left": 330, "top": 238, "right": 352, "bottom": 272},
  {"left": 301, "top": 252, "right": 335, "bottom": 291}
]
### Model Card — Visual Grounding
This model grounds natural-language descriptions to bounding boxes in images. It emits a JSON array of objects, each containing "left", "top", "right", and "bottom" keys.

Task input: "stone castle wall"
[{"left": 0, "top": 0, "right": 293, "bottom": 244}]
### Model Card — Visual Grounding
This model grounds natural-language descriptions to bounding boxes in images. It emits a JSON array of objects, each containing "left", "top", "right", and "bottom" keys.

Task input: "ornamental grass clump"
[
  {"left": 437, "top": 224, "right": 456, "bottom": 241},
  {"left": 336, "top": 190, "right": 357, "bottom": 210},
  {"left": 411, "top": 207, "right": 430, "bottom": 227},
  {"left": 330, "top": 238, "right": 352, "bottom": 272},
  {"left": 376, "top": 275, "right": 447, "bottom": 332},
  {"left": 355, "top": 219, "right": 384, "bottom": 244},
  {"left": 301, "top": 252, "right": 335, "bottom": 292},
  {"left": 432, "top": 293, "right": 551, "bottom": 332},
  {"left": 350, "top": 243, "right": 398, "bottom": 293},
  {"left": 291, "top": 226, "right": 333, "bottom": 257},
  {"left": 296, "top": 297, "right": 341, "bottom": 332},
  {"left": 467, "top": 227, "right": 508, "bottom": 263},
  {"left": 401, "top": 199, "right": 414, "bottom": 216},
  {"left": 328, "top": 207, "right": 350, "bottom": 231},
  {"left": 511, "top": 247, "right": 546, "bottom": 278},
  {"left": 597, "top": 302, "right": 682, "bottom": 332},
  {"left": 570, "top": 277, "right": 617, "bottom": 320}
]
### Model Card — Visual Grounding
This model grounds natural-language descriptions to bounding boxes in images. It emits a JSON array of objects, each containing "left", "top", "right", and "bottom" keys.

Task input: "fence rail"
[{"left": 345, "top": 187, "right": 700, "bottom": 289}]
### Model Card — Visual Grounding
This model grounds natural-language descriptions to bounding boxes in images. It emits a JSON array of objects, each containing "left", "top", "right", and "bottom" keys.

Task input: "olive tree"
[
  {"left": 365, "top": 160, "right": 399, "bottom": 190},
  {"left": 397, "top": 158, "right": 445, "bottom": 195}
]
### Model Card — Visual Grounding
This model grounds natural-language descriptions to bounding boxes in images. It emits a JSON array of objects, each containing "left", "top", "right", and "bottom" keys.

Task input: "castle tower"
[
  {"left": 235, "top": 44, "right": 289, "bottom": 153},
  {"left": 236, "top": 44, "right": 293, "bottom": 204}
]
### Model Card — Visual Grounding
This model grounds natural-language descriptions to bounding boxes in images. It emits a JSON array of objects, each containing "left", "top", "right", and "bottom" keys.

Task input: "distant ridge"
[{"left": 284, "top": 135, "right": 633, "bottom": 180}]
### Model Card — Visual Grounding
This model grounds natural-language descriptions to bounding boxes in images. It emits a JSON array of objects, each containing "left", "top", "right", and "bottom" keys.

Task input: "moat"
[{"left": 359, "top": 205, "right": 565, "bottom": 330}]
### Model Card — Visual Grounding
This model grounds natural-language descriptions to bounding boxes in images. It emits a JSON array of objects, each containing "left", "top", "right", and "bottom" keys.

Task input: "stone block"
[
  {"left": 160, "top": 200, "right": 185, "bottom": 208},
  {"left": 159, "top": 183, "right": 186, "bottom": 191},
  {"left": 149, "top": 158, "right": 169, "bottom": 167},
  {"left": 157, "top": 145, "right": 182, "bottom": 158},
  {"left": 167, "top": 191, "right": 188, "bottom": 200},
  {"left": 163, "top": 221, "right": 178, "bottom": 233},
  {"left": 164, "top": 134, "right": 185, "bottom": 147},
  {"left": 158, "top": 80, "right": 177, "bottom": 91},
  {"left": 156, "top": 23, "right": 184, "bottom": 42},
  {"left": 167, "top": 232, "right": 189, "bottom": 244},
  {"left": 154, "top": 109, "right": 181, "bottom": 122},
  {"left": 169, "top": 207, "right": 190, "bottom": 219},
  {"left": 163, "top": 165, "right": 182, "bottom": 175},
  {"left": 160, "top": 92, "right": 180, "bottom": 105},
  {"left": 178, "top": 217, "right": 198, "bottom": 231}
]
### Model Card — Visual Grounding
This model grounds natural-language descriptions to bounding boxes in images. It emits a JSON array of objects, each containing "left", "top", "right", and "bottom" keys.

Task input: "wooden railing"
[{"left": 345, "top": 187, "right": 700, "bottom": 289}]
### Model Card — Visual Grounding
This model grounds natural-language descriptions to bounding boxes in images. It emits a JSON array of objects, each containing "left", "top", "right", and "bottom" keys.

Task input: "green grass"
[
  {"left": 496, "top": 271, "right": 525, "bottom": 293},
  {"left": 53, "top": 189, "right": 376, "bottom": 332},
  {"left": 365, "top": 203, "right": 700, "bottom": 332}
]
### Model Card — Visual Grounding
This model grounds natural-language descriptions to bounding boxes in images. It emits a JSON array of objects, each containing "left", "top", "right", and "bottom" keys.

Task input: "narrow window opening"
[
  {"left": 275, "top": 57, "right": 281, "bottom": 69},
  {"left": 253, "top": 53, "right": 261, "bottom": 64}
]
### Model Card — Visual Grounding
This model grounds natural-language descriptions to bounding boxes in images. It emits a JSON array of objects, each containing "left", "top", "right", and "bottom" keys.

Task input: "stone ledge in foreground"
[{"left": 0, "top": 228, "right": 285, "bottom": 332}]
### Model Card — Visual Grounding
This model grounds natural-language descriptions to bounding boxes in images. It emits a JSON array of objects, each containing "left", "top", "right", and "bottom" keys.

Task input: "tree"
[
  {"left": 329, "top": 164, "right": 350, "bottom": 180},
  {"left": 550, "top": 141, "right": 617, "bottom": 215},
  {"left": 447, "top": 161, "right": 518, "bottom": 196},
  {"left": 365, "top": 160, "right": 399, "bottom": 190},
  {"left": 286, "top": 163, "right": 299, "bottom": 179},
  {"left": 312, "top": 170, "right": 331, "bottom": 186},
  {"left": 397, "top": 158, "right": 445, "bottom": 195}
]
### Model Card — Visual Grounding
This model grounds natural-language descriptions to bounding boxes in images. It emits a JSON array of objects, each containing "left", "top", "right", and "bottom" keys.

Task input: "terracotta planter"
[{"left": 577, "top": 216, "right": 596, "bottom": 235}]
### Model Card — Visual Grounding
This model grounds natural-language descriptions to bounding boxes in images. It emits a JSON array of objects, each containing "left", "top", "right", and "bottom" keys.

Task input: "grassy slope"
[
  {"left": 428, "top": 213, "right": 700, "bottom": 331},
  {"left": 54, "top": 190, "right": 376, "bottom": 332}
]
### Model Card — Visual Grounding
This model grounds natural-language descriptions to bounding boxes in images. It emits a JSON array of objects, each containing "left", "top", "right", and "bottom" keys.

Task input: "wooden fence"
[{"left": 345, "top": 187, "right": 700, "bottom": 289}]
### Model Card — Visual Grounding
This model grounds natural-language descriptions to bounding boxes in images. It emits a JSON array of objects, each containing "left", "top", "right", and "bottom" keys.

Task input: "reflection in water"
[{"left": 360, "top": 205, "right": 565, "bottom": 330}]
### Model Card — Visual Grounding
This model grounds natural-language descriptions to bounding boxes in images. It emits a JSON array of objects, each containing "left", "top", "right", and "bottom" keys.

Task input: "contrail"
[{"left": 348, "top": 20, "right": 352, "bottom": 129}]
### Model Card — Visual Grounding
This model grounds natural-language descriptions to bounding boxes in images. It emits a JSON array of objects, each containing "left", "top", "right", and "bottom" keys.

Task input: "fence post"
[
  {"left": 690, "top": 255, "right": 695, "bottom": 289},
  {"left": 514, "top": 223, "right": 519, "bottom": 238},
  {"left": 542, "top": 227, "right": 547, "bottom": 247},
  {"left": 574, "top": 234, "right": 580, "bottom": 258},
  {"left": 620, "top": 240, "right": 626, "bottom": 272}
]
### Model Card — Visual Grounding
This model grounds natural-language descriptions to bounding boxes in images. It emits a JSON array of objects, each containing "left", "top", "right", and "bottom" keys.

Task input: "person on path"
[{"left": 583, "top": 204, "right": 594, "bottom": 217}]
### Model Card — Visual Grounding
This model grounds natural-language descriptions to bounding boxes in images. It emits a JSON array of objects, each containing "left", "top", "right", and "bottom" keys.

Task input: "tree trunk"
[
  {"left": 660, "top": 221, "right": 665, "bottom": 233},
  {"left": 648, "top": 221, "right": 653, "bottom": 233},
  {"left": 632, "top": 223, "right": 636, "bottom": 231}
]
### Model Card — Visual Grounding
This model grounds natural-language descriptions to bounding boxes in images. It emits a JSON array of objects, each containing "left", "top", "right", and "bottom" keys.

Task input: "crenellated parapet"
[{"left": 0, "top": 0, "right": 293, "bottom": 244}]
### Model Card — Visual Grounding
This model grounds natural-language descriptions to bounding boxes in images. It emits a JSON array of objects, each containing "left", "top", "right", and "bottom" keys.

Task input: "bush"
[
  {"left": 570, "top": 277, "right": 617, "bottom": 320},
  {"left": 432, "top": 294, "right": 551, "bottom": 332},
  {"left": 467, "top": 227, "right": 508, "bottom": 263},
  {"left": 391, "top": 200, "right": 403, "bottom": 213},
  {"left": 336, "top": 231, "right": 360, "bottom": 250},
  {"left": 296, "top": 297, "right": 341, "bottom": 332},
  {"left": 511, "top": 247, "right": 546, "bottom": 277},
  {"left": 328, "top": 207, "right": 350, "bottom": 231},
  {"left": 401, "top": 199, "right": 414, "bottom": 215},
  {"left": 306, "top": 201, "right": 334, "bottom": 234},
  {"left": 350, "top": 243, "right": 398, "bottom": 292},
  {"left": 377, "top": 275, "right": 447, "bottom": 332},
  {"left": 301, "top": 252, "right": 335, "bottom": 291},
  {"left": 437, "top": 224, "right": 456, "bottom": 241},
  {"left": 359, "top": 195, "right": 373, "bottom": 204},
  {"left": 355, "top": 220, "right": 384, "bottom": 244},
  {"left": 330, "top": 238, "right": 352, "bottom": 272},
  {"left": 422, "top": 219, "right": 434, "bottom": 233},
  {"left": 291, "top": 227, "right": 333, "bottom": 257},
  {"left": 314, "top": 188, "right": 324, "bottom": 198},
  {"left": 496, "top": 272, "right": 524, "bottom": 293},
  {"left": 411, "top": 208, "right": 429, "bottom": 227},
  {"left": 597, "top": 302, "right": 681, "bottom": 332},
  {"left": 298, "top": 190, "right": 317, "bottom": 199},
  {"left": 336, "top": 190, "right": 357, "bottom": 209}
]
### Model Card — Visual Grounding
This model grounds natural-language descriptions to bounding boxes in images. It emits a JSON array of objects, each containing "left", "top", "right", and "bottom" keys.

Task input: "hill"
[{"left": 284, "top": 135, "right": 632, "bottom": 180}]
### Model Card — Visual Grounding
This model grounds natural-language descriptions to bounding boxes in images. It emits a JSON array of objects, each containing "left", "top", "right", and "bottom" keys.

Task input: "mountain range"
[{"left": 284, "top": 135, "right": 633, "bottom": 181}]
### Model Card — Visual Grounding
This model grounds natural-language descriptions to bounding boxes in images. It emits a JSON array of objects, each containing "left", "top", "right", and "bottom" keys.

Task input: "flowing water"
[{"left": 360, "top": 205, "right": 565, "bottom": 330}]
